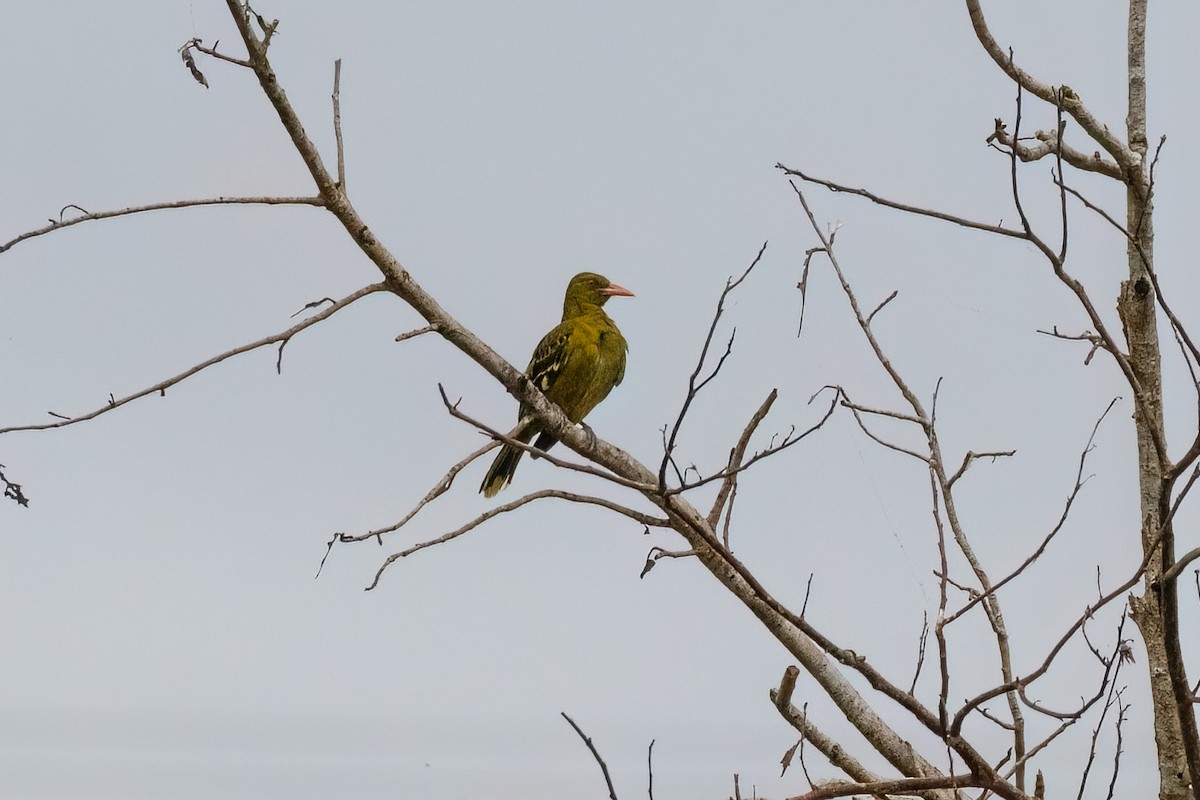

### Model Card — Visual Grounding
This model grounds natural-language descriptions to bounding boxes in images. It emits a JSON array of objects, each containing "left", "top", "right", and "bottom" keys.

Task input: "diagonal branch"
[
  {"left": 777, "top": 164, "right": 1027, "bottom": 240},
  {"left": 0, "top": 283, "right": 387, "bottom": 436},
  {"left": 1, "top": 196, "right": 324, "bottom": 255},
  {"left": 216, "top": 8, "right": 968, "bottom": 788},
  {"left": 335, "top": 441, "right": 500, "bottom": 547},
  {"left": 770, "top": 666, "right": 883, "bottom": 786},
  {"left": 365, "top": 489, "right": 668, "bottom": 590},
  {"left": 943, "top": 398, "right": 1118, "bottom": 627},
  {"left": 964, "top": 0, "right": 1140, "bottom": 181},
  {"left": 561, "top": 713, "right": 620, "bottom": 800},
  {"left": 708, "top": 390, "right": 777, "bottom": 528}
]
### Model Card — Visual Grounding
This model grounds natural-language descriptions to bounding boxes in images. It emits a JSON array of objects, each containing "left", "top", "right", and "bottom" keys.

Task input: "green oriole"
[{"left": 480, "top": 272, "right": 633, "bottom": 497}]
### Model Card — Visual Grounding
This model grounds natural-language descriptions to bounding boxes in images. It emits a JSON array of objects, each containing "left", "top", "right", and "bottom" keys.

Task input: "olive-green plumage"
[{"left": 480, "top": 272, "right": 633, "bottom": 497}]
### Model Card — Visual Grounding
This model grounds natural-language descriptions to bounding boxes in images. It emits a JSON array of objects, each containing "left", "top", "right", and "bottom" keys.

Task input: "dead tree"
[{"left": 3, "top": 3, "right": 1196, "bottom": 799}]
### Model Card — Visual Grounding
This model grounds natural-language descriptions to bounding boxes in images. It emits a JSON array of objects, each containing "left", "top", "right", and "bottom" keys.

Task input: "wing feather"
[{"left": 525, "top": 323, "right": 573, "bottom": 398}]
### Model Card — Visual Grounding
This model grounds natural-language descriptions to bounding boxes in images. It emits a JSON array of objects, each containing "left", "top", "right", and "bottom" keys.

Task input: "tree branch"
[
  {"left": 561, "top": 712, "right": 620, "bottom": 800},
  {"left": 964, "top": 0, "right": 1140, "bottom": 181},
  {"left": 1, "top": 195, "right": 324, "bottom": 255},
  {"left": 0, "top": 283, "right": 386, "bottom": 436},
  {"left": 365, "top": 489, "right": 667, "bottom": 590}
]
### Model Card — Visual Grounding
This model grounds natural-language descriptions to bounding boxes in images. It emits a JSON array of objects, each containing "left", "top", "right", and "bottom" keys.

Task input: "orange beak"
[{"left": 601, "top": 283, "right": 635, "bottom": 298}]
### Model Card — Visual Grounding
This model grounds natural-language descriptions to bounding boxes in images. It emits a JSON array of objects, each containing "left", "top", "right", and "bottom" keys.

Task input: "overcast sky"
[{"left": 2, "top": 2, "right": 1198, "bottom": 799}]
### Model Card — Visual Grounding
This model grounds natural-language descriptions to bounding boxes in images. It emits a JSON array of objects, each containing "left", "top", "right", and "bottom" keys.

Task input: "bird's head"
[{"left": 563, "top": 272, "right": 634, "bottom": 317}]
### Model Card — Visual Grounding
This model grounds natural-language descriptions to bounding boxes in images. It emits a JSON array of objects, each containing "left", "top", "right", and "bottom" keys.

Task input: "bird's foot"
[{"left": 579, "top": 422, "right": 598, "bottom": 450}]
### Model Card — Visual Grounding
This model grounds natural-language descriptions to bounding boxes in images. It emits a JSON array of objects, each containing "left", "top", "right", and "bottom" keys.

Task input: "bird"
[{"left": 480, "top": 271, "right": 634, "bottom": 497}]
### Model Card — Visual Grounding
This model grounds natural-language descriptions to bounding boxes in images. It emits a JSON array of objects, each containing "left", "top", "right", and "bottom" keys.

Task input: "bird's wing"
[{"left": 525, "top": 322, "right": 574, "bottom": 396}]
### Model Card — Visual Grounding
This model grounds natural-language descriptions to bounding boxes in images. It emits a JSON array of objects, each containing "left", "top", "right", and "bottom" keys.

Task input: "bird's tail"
[
  {"left": 480, "top": 418, "right": 537, "bottom": 497},
  {"left": 480, "top": 442, "right": 524, "bottom": 498}
]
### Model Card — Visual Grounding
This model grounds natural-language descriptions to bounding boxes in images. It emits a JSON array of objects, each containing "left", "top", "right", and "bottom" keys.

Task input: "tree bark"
[{"left": 1120, "top": 3, "right": 1200, "bottom": 799}]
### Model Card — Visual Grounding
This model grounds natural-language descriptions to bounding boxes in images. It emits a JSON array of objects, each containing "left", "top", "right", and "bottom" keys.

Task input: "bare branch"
[
  {"left": 987, "top": 117, "right": 1122, "bottom": 180},
  {"left": 366, "top": 489, "right": 667, "bottom": 590},
  {"left": 708, "top": 389, "right": 778, "bottom": 527},
  {"left": 952, "top": 543, "right": 1160, "bottom": 735},
  {"left": 1075, "top": 620, "right": 1132, "bottom": 800},
  {"left": 561, "top": 712, "right": 620, "bottom": 800},
  {"left": 1054, "top": 174, "right": 1200, "bottom": 382},
  {"left": 909, "top": 612, "right": 929, "bottom": 696},
  {"left": 786, "top": 774, "right": 978, "bottom": 800},
  {"left": 965, "top": 0, "right": 1140, "bottom": 179},
  {"left": 1036, "top": 327, "right": 1107, "bottom": 364},
  {"left": 946, "top": 450, "right": 1017, "bottom": 489},
  {"left": 334, "top": 440, "right": 500, "bottom": 546},
  {"left": 866, "top": 290, "right": 898, "bottom": 327},
  {"left": 0, "top": 283, "right": 386, "bottom": 436},
  {"left": 639, "top": 546, "right": 697, "bottom": 579},
  {"left": 1, "top": 195, "right": 325, "bottom": 255},
  {"left": 659, "top": 242, "right": 767, "bottom": 490},
  {"left": 770, "top": 667, "right": 882, "bottom": 786},
  {"left": 841, "top": 399, "right": 929, "bottom": 464},
  {"left": 783, "top": 159, "right": 1163, "bottom": 466},
  {"left": 778, "top": 164, "right": 1028, "bottom": 240},
  {"left": 931, "top": 466, "right": 952, "bottom": 732},
  {"left": 395, "top": 324, "right": 439, "bottom": 343},
  {"left": 1161, "top": 546, "right": 1200, "bottom": 585},
  {"left": 943, "top": 399, "right": 1118, "bottom": 626},
  {"left": 332, "top": 59, "right": 346, "bottom": 190},
  {"left": 668, "top": 389, "right": 838, "bottom": 496},
  {"left": 646, "top": 739, "right": 655, "bottom": 800},
  {"left": 185, "top": 37, "right": 252, "bottom": 69}
]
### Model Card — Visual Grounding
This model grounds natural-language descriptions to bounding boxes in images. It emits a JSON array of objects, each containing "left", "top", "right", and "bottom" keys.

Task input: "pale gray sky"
[{"left": 2, "top": 2, "right": 1197, "bottom": 798}]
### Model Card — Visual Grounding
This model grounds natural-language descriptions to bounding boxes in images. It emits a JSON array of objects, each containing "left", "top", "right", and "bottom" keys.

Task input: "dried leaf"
[
  {"left": 779, "top": 739, "right": 801, "bottom": 777},
  {"left": 180, "top": 48, "right": 209, "bottom": 89}
]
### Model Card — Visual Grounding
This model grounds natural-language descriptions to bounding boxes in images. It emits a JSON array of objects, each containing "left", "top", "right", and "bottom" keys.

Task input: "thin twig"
[
  {"left": 646, "top": 739, "right": 655, "bottom": 800},
  {"left": 561, "top": 712, "right": 620, "bottom": 800},
  {"left": 668, "top": 390, "right": 838, "bottom": 496},
  {"left": 639, "top": 547, "right": 698, "bottom": 579},
  {"left": 395, "top": 324, "right": 438, "bottom": 343},
  {"left": 866, "top": 290, "right": 899, "bottom": 327},
  {"left": 332, "top": 59, "right": 346, "bottom": 190},
  {"left": 708, "top": 390, "right": 778, "bottom": 527},
  {"left": 943, "top": 398, "right": 1117, "bottom": 626},
  {"left": 1, "top": 195, "right": 324, "bottom": 255},
  {"left": 0, "top": 283, "right": 386, "bottom": 436},
  {"left": 327, "top": 437, "right": 500, "bottom": 556},
  {"left": 778, "top": 164, "right": 1027, "bottom": 240},
  {"left": 952, "top": 541, "right": 1163, "bottom": 735},
  {"left": 946, "top": 450, "right": 1017, "bottom": 489},
  {"left": 909, "top": 612, "right": 929, "bottom": 696},
  {"left": 366, "top": 490, "right": 668, "bottom": 590},
  {"left": 659, "top": 242, "right": 767, "bottom": 490},
  {"left": 184, "top": 37, "right": 252, "bottom": 69}
]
